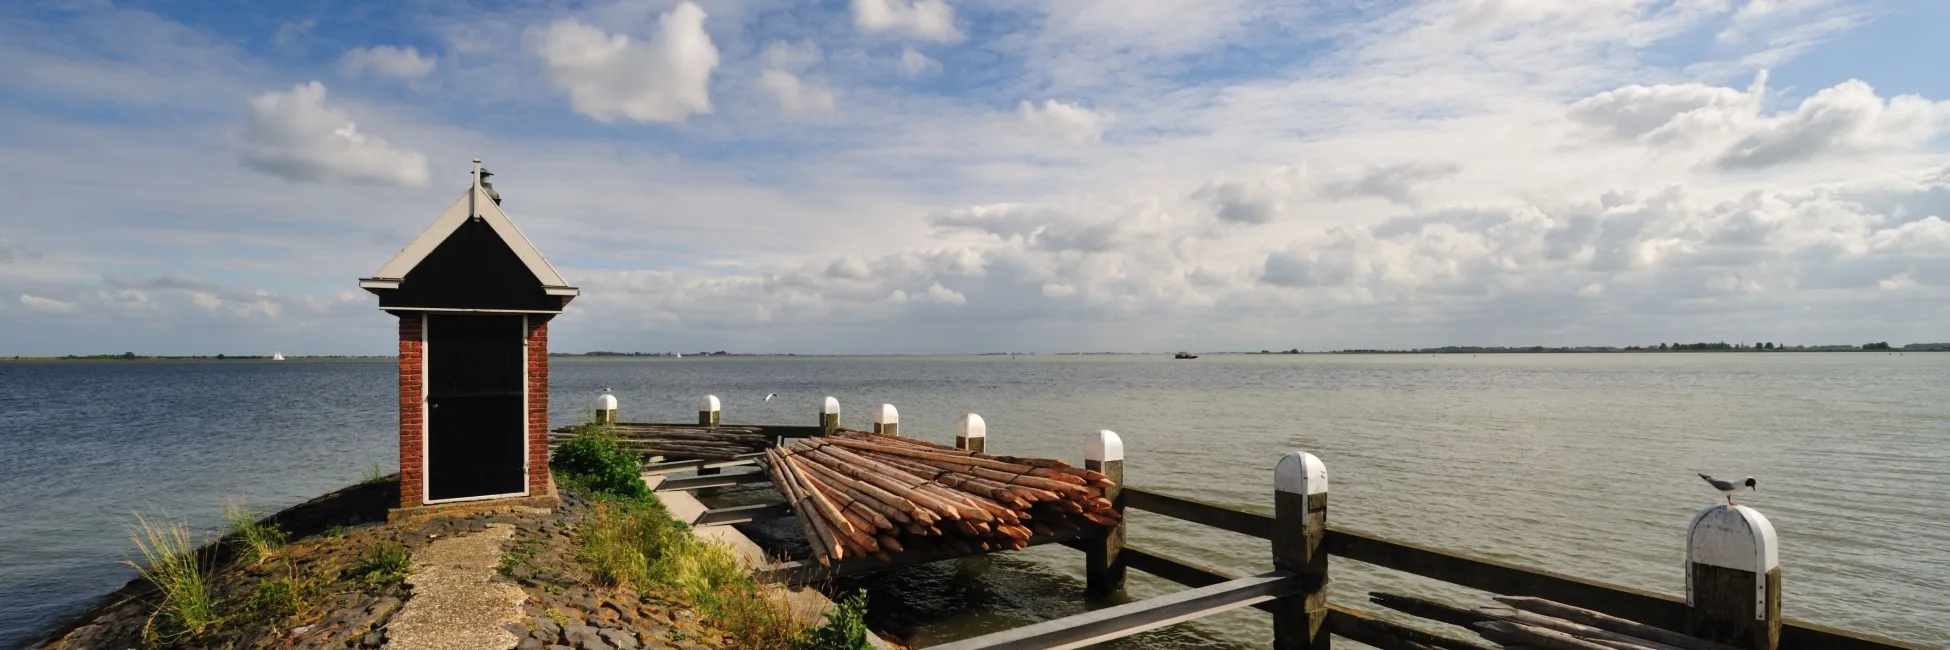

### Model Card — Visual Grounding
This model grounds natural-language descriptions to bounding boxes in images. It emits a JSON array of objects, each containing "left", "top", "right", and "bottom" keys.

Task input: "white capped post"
[
  {"left": 698, "top": 394, "right": 722, "bottom": 427},
  {"left": 872, "top": 403, "right": 900, "bottom": 437},
  {"left": 820, "top": 396, "right": 841, "bottom": 437},
  {"left": 1686, "top": 505, "right": 1781, "bottom": 650},
  {"left": 1083, "top": 429, "right": 1125, "bottom": 596},
  {"left": 956, "top": 413, "right": 987, "bottom": 453},
  {"left": 594, "top": 388, "right": 618, "bottom": 425},
  {"left": 1273, "top": 451, "right": 1328, "bottom": 650}
]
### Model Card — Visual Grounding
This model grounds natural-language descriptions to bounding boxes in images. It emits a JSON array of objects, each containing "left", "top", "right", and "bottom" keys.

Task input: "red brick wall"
[
  {"left": 397, "top": 314, "right": 424, "bottom": 508},
  {"left": 527, "top": 316, "right": 554, "bottom": 496}
]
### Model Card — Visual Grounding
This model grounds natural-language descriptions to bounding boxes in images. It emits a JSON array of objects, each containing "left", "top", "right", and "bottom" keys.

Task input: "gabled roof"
[{"left": 358, "top": 163, "right": 577, "bottom": 298}]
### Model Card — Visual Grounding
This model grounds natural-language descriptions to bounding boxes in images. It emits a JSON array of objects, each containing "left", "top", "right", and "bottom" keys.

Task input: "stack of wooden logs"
[
  {"left": 547, "top": 424, "right": 772, "bottom": 460},
  {"left": 1363, "top": 591, "right": 1750, "bottom": 650},
  {"left": 757, "top": 430, "right": 1120, "bottom": 566}
]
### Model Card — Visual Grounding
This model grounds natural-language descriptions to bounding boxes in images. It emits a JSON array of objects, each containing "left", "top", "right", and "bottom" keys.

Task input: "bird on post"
[{"left": 1699, "top": 473, "right": 1757, "bottom": 505}]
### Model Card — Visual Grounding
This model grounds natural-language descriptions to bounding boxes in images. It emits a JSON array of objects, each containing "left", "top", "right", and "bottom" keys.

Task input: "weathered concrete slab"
[{"left": 386, "top": 523, "right": 527, "bottom": 650}]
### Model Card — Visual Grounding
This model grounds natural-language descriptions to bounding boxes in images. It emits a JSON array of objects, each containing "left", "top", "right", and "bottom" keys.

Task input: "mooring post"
[
  {"left": 698, "top": 394, "right": 722, "bottom": 426},
  {"left": 1083, "top": 429, "right": 1126, "bottom": 596},
  {"left": 955, "top": 413, "right": 986, "bottom": 452},
  {"left": 594, "top": 389, "right": 618, "bottom": 425},
  {"left": 697, "top": 395, "right": 722, "bottom": 475},
  {"left": 820, "top": 397, "right": 841, "bottom": 437},
  {"left": 1273, "top": 451, "right": 1329, "bottom": 650},
  {"left": 873, "top": 403, "right": 900, "bottom": 436},
  {"left": 1686, "top": 505, "right": 1781, "bottom": 650}
]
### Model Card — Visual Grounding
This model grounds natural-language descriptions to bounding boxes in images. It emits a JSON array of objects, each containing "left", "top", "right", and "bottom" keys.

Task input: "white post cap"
[
  {"left": 822, "top": 396, "right": 841, "bottom": 415},
  {"left": 874, "top": 403, "right": 899, "bottom": 425},
  {"left": 957, "top": 413, "right": 987, "bottom": 438},
  {"left": 1686, "top": 504, "right": 1779, "bottom": 615},
  {"left": 595, "top": 390, "right": 617, "bottom": 411},
  {"left": 1275, "top": 452, "right": 1328, "bottom": 495},
  {"left": 699, "top": 394, "right": 721, "bottom": 412},
  {"left": 1085, "top": 430, "right": 1123, "bottom": 462}
]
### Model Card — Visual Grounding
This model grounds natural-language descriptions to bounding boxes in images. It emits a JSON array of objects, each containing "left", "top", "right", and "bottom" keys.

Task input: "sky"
[{"left": 3, "top": 0, "right": 1949, "bottom": 355}]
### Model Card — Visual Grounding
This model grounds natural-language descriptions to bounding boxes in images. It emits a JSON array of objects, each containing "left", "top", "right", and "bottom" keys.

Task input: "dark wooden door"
[{"left": 425, "top": 314, "right": 526, "bottom": 501}]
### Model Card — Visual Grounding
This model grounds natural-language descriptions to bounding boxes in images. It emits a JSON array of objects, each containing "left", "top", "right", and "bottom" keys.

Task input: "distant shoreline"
[{"left": 5, "top": 345, "right": 1944, "bottom": 362}]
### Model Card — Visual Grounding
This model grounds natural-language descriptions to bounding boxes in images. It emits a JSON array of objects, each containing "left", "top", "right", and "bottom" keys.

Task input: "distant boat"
[
  {"left": 271, "top": 351, "right": 285, "bottom": 361},
  {"left": 1174, "top": 353, "right": 1198, "bottom": 359},
  {"left": 674, "top": 353, "right": 683, "bottom": 359}
]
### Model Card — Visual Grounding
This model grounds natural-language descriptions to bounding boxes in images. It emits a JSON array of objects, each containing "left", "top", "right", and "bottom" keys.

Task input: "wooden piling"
[
  {"left": 821, "top": 396, "right": 840, "bottom": 437},
  {"left": 1083, "top": 429, "right": 1125, "bottom": 596},
  {"left": 1274, "top": 451, "right": 1329, "bottom": 650},
  {"left": 1686, "top": 505, "right": 1781, "bottom": 650},
  {"left": 956, "top": 413, "right": 987, "bottom": 453},
  {"left": 595, "top": 389, "right": 618, "bottom": 425},
  {"left": 698, "top": 395, "right": 722, "bottom": 475},
  {"left": 873, "top": 403, "right": 900, "bottom": 436}
]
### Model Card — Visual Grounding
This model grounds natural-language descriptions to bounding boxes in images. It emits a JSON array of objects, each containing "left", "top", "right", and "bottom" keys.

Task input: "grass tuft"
[
  {"left": 359, "top": 463, "right": 393, "bottom": 486},
  {"left": 222, "top": 499, "right": 288, "bottom": 566},
  {"left": 347, "top": 542, "right": 412, "bottom": 590},
  {"left": 124, "top": 511, "right": 220, "bottom": 646}
]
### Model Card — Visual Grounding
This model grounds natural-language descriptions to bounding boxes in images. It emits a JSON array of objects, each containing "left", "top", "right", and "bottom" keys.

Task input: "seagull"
[
  {"left": 764, "top": 393, "right": 778, "bottom": 402},
  {"left": 1699, "top": 473, "right": 1757, "bottom": 505}
]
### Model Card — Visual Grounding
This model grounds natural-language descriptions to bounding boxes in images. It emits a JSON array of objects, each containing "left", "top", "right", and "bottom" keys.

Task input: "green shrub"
[
  {"left": 799, "top": 589, "right": 872, "bottom": 650},
  {"left": 347, "top": 543, "right": 412, "bottom": 589},
  {"left": 244, "top": 576, "right": 306, "bottom": 621},
  {"left": 551, "top": 427, "right": 649, "bottom": 499},
  {"left": 223, "top": 500, "right": 287, "bottom": 566},
  {"left": 125, "top": 512, "right": 220, "bottom": 646}
]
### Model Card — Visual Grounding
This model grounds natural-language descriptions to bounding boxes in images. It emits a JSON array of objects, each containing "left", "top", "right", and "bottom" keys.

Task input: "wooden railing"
[{"left": 584, "top": 393, "right": 1930, "bottom": 650}]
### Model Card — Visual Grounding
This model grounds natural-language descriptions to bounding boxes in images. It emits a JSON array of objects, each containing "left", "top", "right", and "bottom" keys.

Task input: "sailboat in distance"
[{"left": 271, "top": 350, "right": 285, "bottom": 361}]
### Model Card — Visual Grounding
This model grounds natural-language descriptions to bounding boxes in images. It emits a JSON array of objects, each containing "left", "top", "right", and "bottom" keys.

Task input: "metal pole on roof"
[{"left": 470, "top": 158, "right": 482, "bottom": 219}]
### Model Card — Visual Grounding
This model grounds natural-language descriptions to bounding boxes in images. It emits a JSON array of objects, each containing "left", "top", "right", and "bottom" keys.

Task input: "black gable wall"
[{"left": 378, "top": 217, "right": 564, "bottom": 312}]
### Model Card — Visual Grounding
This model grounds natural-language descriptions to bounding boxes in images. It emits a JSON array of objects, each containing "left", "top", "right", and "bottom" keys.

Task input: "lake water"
[{"left": 2, "top": 354, "right": 1946, "bottom": 648}]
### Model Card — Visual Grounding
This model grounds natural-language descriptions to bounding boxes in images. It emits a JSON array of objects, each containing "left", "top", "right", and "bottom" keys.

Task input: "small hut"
[{"left": 359, "top": 159, "right": 576, "bottom": 510}]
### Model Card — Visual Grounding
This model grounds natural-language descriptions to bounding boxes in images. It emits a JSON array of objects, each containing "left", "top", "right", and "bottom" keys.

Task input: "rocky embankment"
[{"left": 42, "top": 484, "right": 739, "bottom": 650}]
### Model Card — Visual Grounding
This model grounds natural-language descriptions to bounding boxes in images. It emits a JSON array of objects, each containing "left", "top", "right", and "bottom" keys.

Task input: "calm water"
[{"left": 2, "top": 355, "right": 1946, "bottom": 648}]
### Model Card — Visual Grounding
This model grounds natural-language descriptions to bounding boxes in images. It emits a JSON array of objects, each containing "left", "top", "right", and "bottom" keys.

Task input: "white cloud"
[
  {"left": 919, "top": 282, "right": 966, "bottom": 304},
  {"left": 236, "top": 81, "right": 430, "bottom": 186},
  {"left": 20, "top": 294, "right": 76, "bottom": 313},
  {"left": 898, "top": 48, "right": 939, "bottom": 76},
  {"left": 1578, "top": 282, "right": 1606, "bottom": 297},
  {"left": 1320, "top": 162, "right": 1461, "bottom": 206},
  {"left": 852, "top": 0, "right": 962, "bottom": 42},
  {"left": 1569, "top": 72, "right": 1950, "bottom": 170},
  {"left": 340, "top": 45, "right": 436, "bottom": 79},
  {"left": 1017, "top": 100, "right": 1109, "bottom": 144},
  {"left": 757, "top": 41, "right": 835, "bottom": 112},
  {"left": 533, "top": 2, "right": 719, "bottom": 124}
]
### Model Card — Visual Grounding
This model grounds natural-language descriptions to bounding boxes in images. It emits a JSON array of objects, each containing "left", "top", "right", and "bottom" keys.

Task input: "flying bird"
[
  {"left": 1699, "top": 473, "right": 1757, "bottom": 505},
  {"left": 764, "top": 393, "right": 778, "bottom": 402}
]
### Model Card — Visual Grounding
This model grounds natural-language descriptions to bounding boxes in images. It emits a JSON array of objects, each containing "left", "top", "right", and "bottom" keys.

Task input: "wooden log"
[
  {"left": 781, "top": 456, "right": 856, "bottom": 536},
  {"left": 774, "top": 451, "right": 848, "bottom": 562},
  {"left": 793, "top": 454, "right": 917, "bottom": 524},
  {"left": 1477, "top": 606, "right": 1688, "bottom": 650},
  {"left": 795, "top": 445, "right": 947, "bottom": 519},
  {"left": 801, "top": 470, "right": 897, "bottom": 531},
  {"left": 798, "top": 442, "right": 967, "bottom": 520},
  {"left": 1474, "top": 621, "right": 1622, "bottom": 650},
  {"left": 878, "top": 535, "right": 904, "bottom": 554},
  {"left": 1493, "top": 597, "right": 1746, "bottom": 650},
  {"left": 1325, "top": 606, "right": 1501, "bottom": 650},
  {"left": 761, "top": 452, "right": 831, "bottom": 566},
  {"left": 826, "top": 438, "right": 1091, "bottom": 495}
]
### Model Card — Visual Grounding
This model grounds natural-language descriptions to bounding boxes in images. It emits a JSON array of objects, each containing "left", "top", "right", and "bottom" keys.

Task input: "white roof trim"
[{"left": 367, "top": 183, "right": 572, "bottom": 290}]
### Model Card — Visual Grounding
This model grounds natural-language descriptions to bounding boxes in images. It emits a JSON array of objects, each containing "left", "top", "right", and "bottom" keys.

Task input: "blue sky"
[{"left": 3, "top": 0, "right": 1949, "bottom": 355}]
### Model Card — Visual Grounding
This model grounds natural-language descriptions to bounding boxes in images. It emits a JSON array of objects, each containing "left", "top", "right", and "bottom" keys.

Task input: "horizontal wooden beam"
[
  {"left": 1122, "top": 544, "right": 1280, "bottom": 615},
  {"left": 693, "top": 501, "right": 792, "bottom": 526},
  {"left": 1122, "top": 487, "right": 1274, "bottom": 539},
  {"left": 1121, "top": 486, "right": 1930, "bottom": 650},
  {"left": 757, "top": 526, "right": 1102, "bottom": 586},
  {"left": 612, "top": 422, "right": 827, "bottom": 438},
  {"left": 654, "top": 470, "right": 772, "bottom": 492},
  {"left": 640, "top": 453, "right": 764, "bottom": 475},
  {"left": 1324, "top": 605, "right": 1499, "bottom": 650},
  {"left": 925, "top": 570, "right": 1302, "bottom": 650}
]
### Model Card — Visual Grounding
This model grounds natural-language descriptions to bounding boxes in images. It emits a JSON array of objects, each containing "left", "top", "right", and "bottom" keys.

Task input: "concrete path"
[{"left": 384, "top": 523, "right": 527, "bottom": 650}]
